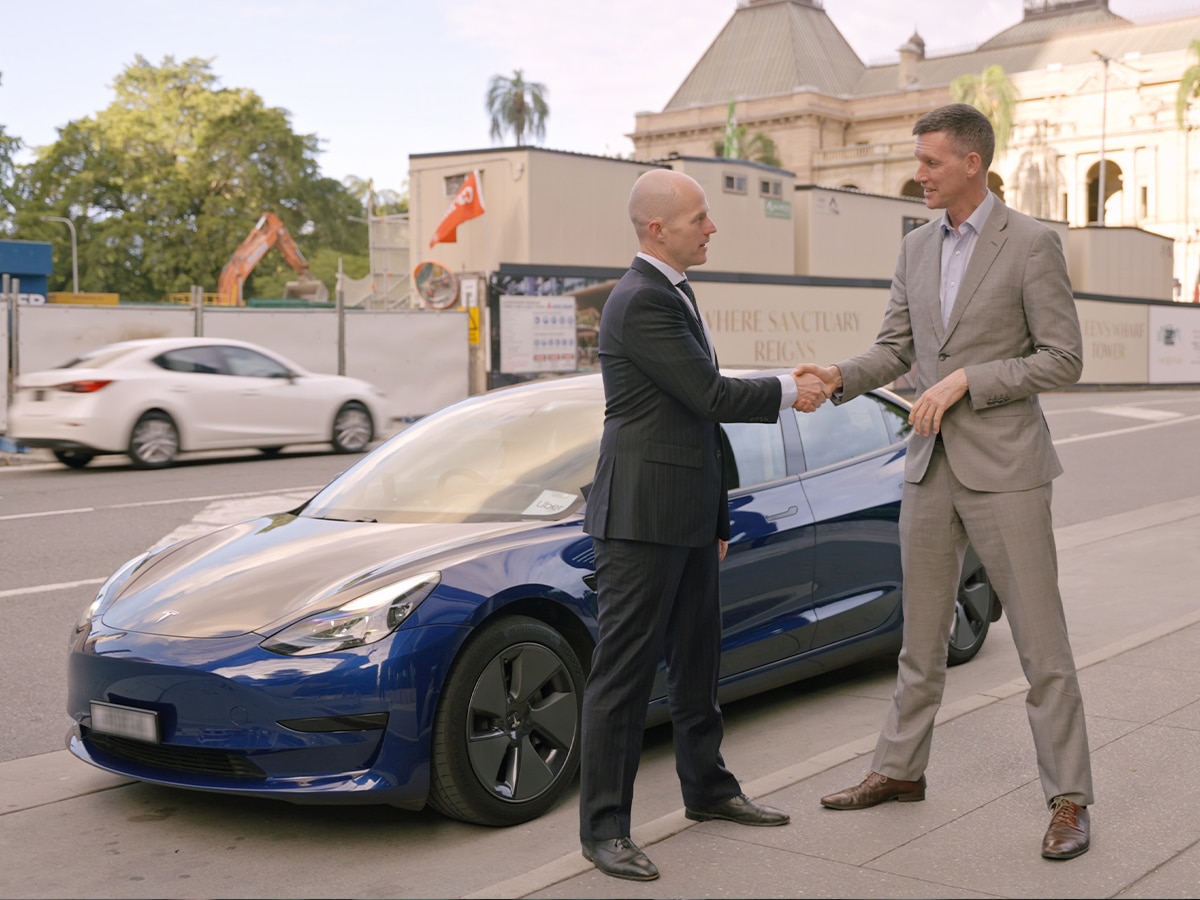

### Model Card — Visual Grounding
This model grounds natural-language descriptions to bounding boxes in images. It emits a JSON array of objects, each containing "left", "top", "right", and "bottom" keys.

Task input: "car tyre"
[
  {"left": 54, "top": 449, "right": 95, "bottom": 469},
  {"left": 331, "top": 402, "right": 373, "bottom": 453},
  {"left": 428, "top": 616, "right": 584, "bottom": 827},
  {"left": 947, "top": 545, "right": 995, "bottom": 667},
  {"left": 128, "top": 411, "right": 180, "bottom": 468}
]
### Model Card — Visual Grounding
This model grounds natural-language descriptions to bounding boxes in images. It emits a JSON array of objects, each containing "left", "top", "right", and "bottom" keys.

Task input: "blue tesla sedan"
[{"left": 65, "top": 370, "right": 995, "bottom": 826}]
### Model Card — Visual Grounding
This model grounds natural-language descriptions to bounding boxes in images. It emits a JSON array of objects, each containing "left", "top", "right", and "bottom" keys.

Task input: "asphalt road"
[{"left": 1, "top": 387, "right": 1198, "bottom": 898}]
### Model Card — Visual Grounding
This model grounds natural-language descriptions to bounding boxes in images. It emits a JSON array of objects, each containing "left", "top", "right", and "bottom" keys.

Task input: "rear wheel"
[
  {"left": 128, "top": 411, "right": 179, "bottom": 468},
  {"left": 428, "top": 616, "right": 584, "bottom": 826},
  {"left": 947, "top": 546, "right": 995, "bottom": 666},
  {"left": 53, "top": 449, "right": 95, "bottom": 469},
  {"left": 331, "top": 401, "right": 373, "bottom": 453}
]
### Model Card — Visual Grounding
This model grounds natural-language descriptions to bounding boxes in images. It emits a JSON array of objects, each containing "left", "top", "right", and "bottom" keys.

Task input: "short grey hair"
[{"left": 913, "top": 103, "right": 995, "bottom": 170}]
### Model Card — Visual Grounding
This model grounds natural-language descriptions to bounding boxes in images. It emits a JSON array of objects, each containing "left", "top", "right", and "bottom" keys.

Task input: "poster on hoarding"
[
  {"left": 1148, "top": 304, "right": 1200, "bottom": 383},
  {"left": 499, "top": 295, "right": 577, "bottom": 374}
]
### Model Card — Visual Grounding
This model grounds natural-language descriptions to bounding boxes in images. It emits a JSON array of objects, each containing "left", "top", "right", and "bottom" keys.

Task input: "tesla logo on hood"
[{"left": 154, "top": 610, "right": 180, "bottom": 624}]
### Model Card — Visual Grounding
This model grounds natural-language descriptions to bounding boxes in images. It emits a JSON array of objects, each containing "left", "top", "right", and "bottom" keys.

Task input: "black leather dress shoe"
[
  {"left": 581, "top": 837, "right": 660, "bottom": 881},
  {"left": 1042, "top": 796, "right": 1090, "bottom": 860},
  {"left": 685, "top": 792, "right": 790, "bottom": 826}
]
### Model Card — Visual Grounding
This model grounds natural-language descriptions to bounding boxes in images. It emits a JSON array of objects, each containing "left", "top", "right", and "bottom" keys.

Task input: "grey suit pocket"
[{"left": 645, "top": 441, "right": 703, "bottom": 469}]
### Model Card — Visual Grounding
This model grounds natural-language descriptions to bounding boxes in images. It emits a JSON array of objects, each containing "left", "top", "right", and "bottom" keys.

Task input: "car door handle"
[{"left": 765, "top": 506, "right": 799, "bottom": 522}]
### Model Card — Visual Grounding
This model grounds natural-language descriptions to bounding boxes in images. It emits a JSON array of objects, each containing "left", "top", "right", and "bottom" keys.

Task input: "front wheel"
[
  {"left": 947, "top": 545, "right": 995, "bottom": 667},
  {"left": 54, "top": 449, "right": 95, "bottom": 469},
  {"left": 331, "top": 402, "right": 373, "bottom": 453},
  {"left": 428, "top": 616, "right": 584, "bottom": 826},
  {"left": 128, "top": 411, "right": 179, "bottom": 468}
]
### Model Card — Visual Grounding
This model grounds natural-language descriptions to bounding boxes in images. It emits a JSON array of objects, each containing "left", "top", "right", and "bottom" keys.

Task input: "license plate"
[{"left": 91, "top": 701, "right": 160, "bottom": 743}]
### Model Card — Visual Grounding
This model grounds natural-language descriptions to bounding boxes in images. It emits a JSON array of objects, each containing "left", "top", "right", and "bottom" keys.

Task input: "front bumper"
[{"left": 66, "top": 621, "right": 467, "bottom": 807}]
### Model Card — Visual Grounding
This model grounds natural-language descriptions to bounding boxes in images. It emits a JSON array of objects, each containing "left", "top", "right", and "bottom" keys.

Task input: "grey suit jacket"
[
  {"left": 835, "top": 196, "right": 1083, "bottom": 492},
  {"left": 584, "top": 257, "right": 783, "bottom": 546}
]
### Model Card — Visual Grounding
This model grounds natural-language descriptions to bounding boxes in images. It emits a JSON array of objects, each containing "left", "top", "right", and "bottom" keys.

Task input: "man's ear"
[
  {"left": 646, "top": 218, "right": 664, "bottom": 241},
  {"left": 965, "top": 151, "right": 983, "bottom": 177}
]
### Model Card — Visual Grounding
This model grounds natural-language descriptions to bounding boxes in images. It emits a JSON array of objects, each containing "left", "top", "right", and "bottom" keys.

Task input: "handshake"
[{"left": 790, "top": 363, "right": 841, "bottom": 413}]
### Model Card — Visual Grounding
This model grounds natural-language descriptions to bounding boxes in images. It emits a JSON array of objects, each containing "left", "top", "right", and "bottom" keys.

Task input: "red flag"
[{"left": 429, "top": 170, "right": 486, "bottom": 248}]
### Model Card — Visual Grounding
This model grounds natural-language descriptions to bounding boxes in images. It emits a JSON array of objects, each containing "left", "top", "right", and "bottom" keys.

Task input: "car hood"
[{"left": 101, "top": 514, "right": 530, "bottom": 639}]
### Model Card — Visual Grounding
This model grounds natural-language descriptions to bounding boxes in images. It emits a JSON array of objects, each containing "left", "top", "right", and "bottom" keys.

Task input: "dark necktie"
[
  {"left": 677, "top": 279, "right": 702, "bottom": 322},
  {"left": 677, "top": 279, "right": 711, "bottom": 355}
]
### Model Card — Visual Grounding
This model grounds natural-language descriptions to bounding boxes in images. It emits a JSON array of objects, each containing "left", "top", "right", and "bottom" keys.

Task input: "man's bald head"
[
  {"left": 626, "top": 169, "right": 715, "bottom": 272},
  {"left": 629, "top": 169, "right": 701, "bottom": 238}
]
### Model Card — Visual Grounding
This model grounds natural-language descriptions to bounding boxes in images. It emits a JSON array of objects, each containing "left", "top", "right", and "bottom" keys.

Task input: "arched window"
[{"left": 1087, "top": 160, "right": 1122, "bottom": 224}]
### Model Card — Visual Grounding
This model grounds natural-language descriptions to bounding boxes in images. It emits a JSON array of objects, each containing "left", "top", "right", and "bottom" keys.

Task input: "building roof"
[
  {"left": 853, "top": 14, "right": 1200, "bottom": 97},
  {"left": 977, "top": 0, "right": 1129, "bottom": 51},
  {"left": 660, "top": 0, "right": 1200, "bottom": 109},
  {"left": 663, "top": 0, "right": 865, "bottom": 109}
]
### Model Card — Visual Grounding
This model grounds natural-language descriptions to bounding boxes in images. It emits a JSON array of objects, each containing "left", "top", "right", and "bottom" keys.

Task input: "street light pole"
[
  {"left": 1093, "top": 50, "right": 1111, "bottom": 227},
  {"left": 40, "top": 215, "right": 79, "bottom": 293}
]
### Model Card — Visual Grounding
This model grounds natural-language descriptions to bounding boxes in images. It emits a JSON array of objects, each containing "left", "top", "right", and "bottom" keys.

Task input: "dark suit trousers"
[{"left": 578, "top": 537, "right": 740, "bottom": 841}]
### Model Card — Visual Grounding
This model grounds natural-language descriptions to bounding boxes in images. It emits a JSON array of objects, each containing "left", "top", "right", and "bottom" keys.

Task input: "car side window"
[
  {"left": 793, "top": 393, "right": 903, "bottom": 471},
  {"left": 155, "top": 347, "right": 223, "bottom": 374},
  {"left": 720, "top": 422, "right": 787, "bottom": 490},
  {"left": 221, "top": 347, "right": 291, "bottom": 378}
]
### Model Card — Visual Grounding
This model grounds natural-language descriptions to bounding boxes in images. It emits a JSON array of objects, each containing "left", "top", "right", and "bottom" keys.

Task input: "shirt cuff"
[{"left": 776, "top": 374, "right": 797, "bottom": 411}]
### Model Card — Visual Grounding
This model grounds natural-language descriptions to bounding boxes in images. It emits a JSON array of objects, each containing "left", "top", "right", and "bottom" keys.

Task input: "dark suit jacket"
[
  {"left": 835, "top": 196, "right": 1083, "bottom": 492},
  {"left": 583, "top": 256, "right": 783, "bottom": 547}
]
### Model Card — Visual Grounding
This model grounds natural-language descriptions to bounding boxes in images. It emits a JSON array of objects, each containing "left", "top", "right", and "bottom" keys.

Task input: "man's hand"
[
  {"left": 791, "top": 364, "right": 840, "bottom": 413},
  {"left": 909, "top": 368, "right": 969, "bottom": 436},
  {"left": 719, "top": 539, "right": 728, "bottom": 562}
]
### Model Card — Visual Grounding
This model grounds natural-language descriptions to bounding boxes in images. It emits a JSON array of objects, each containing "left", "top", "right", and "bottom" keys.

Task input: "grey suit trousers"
[{"left": 872, "top": 443, "right": 1094, "bottom": 807}]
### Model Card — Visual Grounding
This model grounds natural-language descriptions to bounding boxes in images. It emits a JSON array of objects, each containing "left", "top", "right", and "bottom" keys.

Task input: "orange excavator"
[{"left": 217, "top": 212, "right": 330, "bottom": 305}]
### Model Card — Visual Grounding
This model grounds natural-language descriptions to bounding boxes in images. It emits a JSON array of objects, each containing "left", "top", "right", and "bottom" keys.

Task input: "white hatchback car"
[{"left": 8, "top": 337, "right": 388, "bottom": 468}]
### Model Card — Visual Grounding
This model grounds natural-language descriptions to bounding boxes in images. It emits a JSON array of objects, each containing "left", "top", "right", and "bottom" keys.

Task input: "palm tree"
[
  {"left": 343, "top": 175, "right": 405, "bottom": 217},
  {"left": 486, "top": 69, "right": 549, "bottom": 146},
  {"left": 714, "top": 99, "right": 782, "bottom": 167},
  {"left": 950, "top": 64, "right": 1020, "bottom": 155},
  {"left": 1177, "top": 39, "right": 1200, "bottom": 127}
]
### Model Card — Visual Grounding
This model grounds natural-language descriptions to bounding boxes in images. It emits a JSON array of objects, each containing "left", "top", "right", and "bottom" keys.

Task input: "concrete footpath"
[{"left": 469, "top": 504, "right": 1200, "bottom": 900}]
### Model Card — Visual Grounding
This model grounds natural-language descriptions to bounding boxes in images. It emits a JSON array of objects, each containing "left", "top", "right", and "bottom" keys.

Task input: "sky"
[{"left": 1, "top": 0, "right": 1197, "bottom": 197}]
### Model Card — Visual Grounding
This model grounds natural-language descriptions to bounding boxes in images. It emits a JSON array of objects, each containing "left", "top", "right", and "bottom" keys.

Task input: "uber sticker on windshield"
[{"left": 523, "top": 490, "right": 578, "bottom": 516}]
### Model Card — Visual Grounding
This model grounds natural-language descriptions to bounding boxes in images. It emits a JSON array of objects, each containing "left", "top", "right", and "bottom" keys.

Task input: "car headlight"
[
  {"left": 260, "top": 571, "right": 441, "bottom": 657},
  {"left": 75, "top": 551, "right": 151, "bottom": 633}
]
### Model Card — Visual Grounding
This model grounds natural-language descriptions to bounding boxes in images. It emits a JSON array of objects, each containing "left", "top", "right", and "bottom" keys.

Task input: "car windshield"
[{"left": 302, "top": 381, "right": 604, "bottom": 524}]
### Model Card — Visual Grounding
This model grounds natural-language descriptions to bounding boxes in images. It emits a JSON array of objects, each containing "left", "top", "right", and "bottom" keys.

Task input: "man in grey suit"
[
  {"left": 578, "top": 168, "right": 827, "bottom": 881},
  {"left": 801, "top": 103, "right": 1093, "bottom": 860}
]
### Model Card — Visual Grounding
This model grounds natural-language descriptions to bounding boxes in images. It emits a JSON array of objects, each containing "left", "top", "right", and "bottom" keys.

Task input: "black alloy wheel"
[{"left": 428, "top": 616, "right": 584, "bottom": 826}]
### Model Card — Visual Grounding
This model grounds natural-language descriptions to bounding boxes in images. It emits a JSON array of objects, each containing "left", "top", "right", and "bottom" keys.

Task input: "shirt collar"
[
  {"left": 940, "top": 190, "right": 995, "bottom": 237},
  {"left": 637, "top": 251, "right": 686, "bottom": 286}
]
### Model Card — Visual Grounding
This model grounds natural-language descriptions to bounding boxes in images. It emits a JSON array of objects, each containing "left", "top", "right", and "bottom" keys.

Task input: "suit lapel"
[
  {"left": 913, "top": 224, "right": 947, "bottom": 343},
  {"left": 630, "top": 256, "right": 711, "bottom": 354},
  {"left": 943, "top": 200, "right": 1009, "bottom": 341}
]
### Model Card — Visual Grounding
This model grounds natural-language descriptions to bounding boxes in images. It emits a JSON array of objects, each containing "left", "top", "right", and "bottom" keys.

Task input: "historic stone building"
[{"left": 629, "top": 0, "right": 1200, "bottom": 296}]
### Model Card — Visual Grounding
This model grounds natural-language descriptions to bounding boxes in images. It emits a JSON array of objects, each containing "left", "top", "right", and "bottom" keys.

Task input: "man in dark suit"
[
  {"left": 578, "top": 168, "right": 826, "bottom": 881},
  {"left": 800, "top": 104, "right": 1093, "bottom": 860}
]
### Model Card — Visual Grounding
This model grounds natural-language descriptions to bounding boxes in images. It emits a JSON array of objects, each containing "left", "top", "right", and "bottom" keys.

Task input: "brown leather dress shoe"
[
  {"left": 581, "top": 837, "right": 660, "bottom": 881},
  {"left": 820, "top": 771, "right": 927, "bottom": 810},
  {"left": 1042, "top": 796, "right": 1090, "bottom": 860},
  {"left": 685, "top": 792, "right": 790, "bottom": 826}
]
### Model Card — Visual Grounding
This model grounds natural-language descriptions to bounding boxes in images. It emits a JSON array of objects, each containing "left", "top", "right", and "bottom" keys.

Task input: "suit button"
[{"left": 938, "top": 353, "right": 948, "bottom": 360}]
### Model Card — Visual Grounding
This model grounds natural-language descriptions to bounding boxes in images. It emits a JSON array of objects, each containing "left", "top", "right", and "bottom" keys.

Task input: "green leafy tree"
[
  {"left": 10, "top": 55, "right": 364, "bottom": 300},
  {"left": 486, "top": 69, "right": 549, "bottom": 146},
  {"left": 950, "top": 64, "right": 1019, "bottom": 155},
  {"left": 1177, "top": 39, "right": 1200, "bottom": 127},
  {"left": 714, "top": 100, "right": 782, "bottom": 168},
  {"left": 0, "top": 71, "right": 21, "bottom": 232}
]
